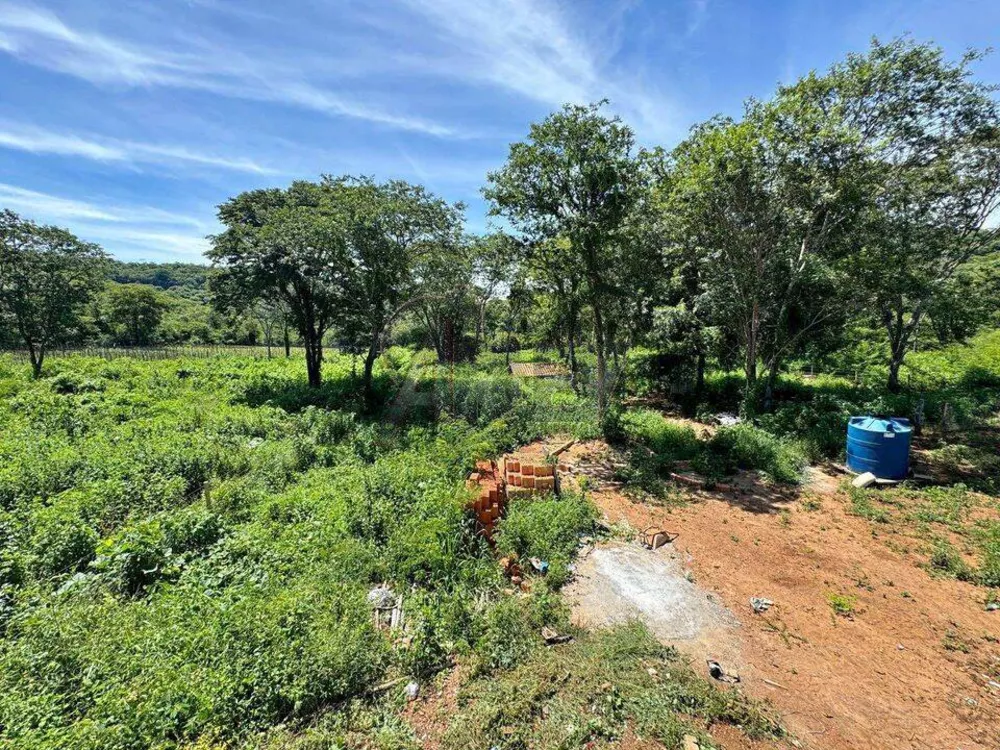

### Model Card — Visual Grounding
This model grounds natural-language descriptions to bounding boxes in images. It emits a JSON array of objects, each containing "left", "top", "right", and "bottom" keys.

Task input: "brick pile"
[
  {"left": 503, "top": 457, "right": 558, "bottom": 497},
  {"left": 466, "top": 459, "right": 505, "bottom": 540},
  {"left": 466, "top": 455, "right": 564, "bottom": 541}
]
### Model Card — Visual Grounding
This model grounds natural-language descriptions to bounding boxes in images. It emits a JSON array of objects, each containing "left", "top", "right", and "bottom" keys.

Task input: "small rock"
[
  {"left": 646, "top": 667, "right": 658, "bottom": 677},
  {"left": 405, "top": 681, "right": 420, "bottom": 700},
  {"left": 683, "top": 734, "right": 700, "bottom": 750}
]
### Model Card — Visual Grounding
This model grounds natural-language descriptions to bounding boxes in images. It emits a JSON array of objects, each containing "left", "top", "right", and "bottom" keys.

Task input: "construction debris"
[
  {"left": 639, "top": 526, "right": 674, "bottom": 550},
  {"left": 367, "top": 585, "right": 395, "bottom": 609},
  {"left": 541, "top": 626, "right": 572, "bottom": 645},
  {"left": 707, "top": 659, "right": 740, "bottom": 684},
  {"left": 851, "top": 471, "right": 878, "bottom": 489}
]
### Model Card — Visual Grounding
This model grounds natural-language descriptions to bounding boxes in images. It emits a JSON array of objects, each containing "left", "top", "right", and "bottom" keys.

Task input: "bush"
[
  {"left": 495, "top": 494, "right": 596, "bottom": 586},
  {"left": 695, "top": 424, "right": 806, "bottom": 483}
]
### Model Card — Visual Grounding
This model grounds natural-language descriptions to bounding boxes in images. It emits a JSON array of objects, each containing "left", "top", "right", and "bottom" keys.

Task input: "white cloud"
[
  {"left": 0, "top": 183, "right": 205, "bottom": 227},
  {"left": 0, "top": 1, "right": 456, "bottom": 137},
  {"left": 0, "top": 122, "right": 279, "bottom": 174},
  {"left": 0, "top": 182, "right": 211, "bottom": 260},
  {"left": 398, "top": 0, "right": 679, "bottom": 141}
]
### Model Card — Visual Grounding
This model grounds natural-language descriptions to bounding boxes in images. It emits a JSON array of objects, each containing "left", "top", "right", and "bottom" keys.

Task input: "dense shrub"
[{"left": 695, "top": 424, "right": 806, "bottom": 483}]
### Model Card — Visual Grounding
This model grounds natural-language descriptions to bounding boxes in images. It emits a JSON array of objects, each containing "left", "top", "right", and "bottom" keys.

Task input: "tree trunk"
[
  {"left": 887, "top": 356, "right": 902, "bottom": 393},
  {"left": 284, "top": 325, "right": 291, "bottom": 358},
  {"left": 304, "top": 334, "right": 323, "bottom": 387},
  {"left": 762, "top": 359, "right": 780, "bottom": 412},
  {"left": 742, "top": 304, "right": 760, "bottom": 414},
  {"left": 695, "top": 351, "right": 706, "bottom": 396},
  {"left": 29, "top": 345, "right": 43, "bottom": 379},
  {"left": 362, "top": 335, "right": 379, "bottom": 410},
  {"left": 567, "top": 301, "right": 579, "bottom": 394},
  {"left": 593, "top": 302, "right": 608, "bottom": 418},
  {"left": 504, "top": 326, "right": 512, "bottom": 369}
]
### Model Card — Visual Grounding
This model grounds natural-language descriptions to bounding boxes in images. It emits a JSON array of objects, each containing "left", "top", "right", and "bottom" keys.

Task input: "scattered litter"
[
  {"left": 541, "top": 626, "right": 572, "bottom": 645},
  {"left": 646, "top": 667, "right": 658, "bottom": 677},
  {"left": 639, "top": 526, "right": 674, "bottom": 550},
  {"left": 763, "top": 678, "right": 789, "bottom": 690},
  {"left": 529, "top": 557, "right": 549, "bottom": 575},
  {"left": 988, "top": 681, "right": 1000, "bottom": 690},
  {"left": 851, "top": 472, "right": 877, "bottom": 489},
  {"left": 367, "top": 586, "right": 395, "bottom": 609},
  {"left": 897, "top": 644, "right": 906, "bottom": 650},
  {"left": 405, "top": 681, "right": 420, "bottom": 700},
  {"left": 714, "top": 412, "right": 741, "bottom": 427},
  {"left": 750, "top": 597, "right": 773, "bottom": 614},
  {"left": 986, "top": 601, "right": 999, "bottom": 612},
  {"left": 707, "top": 659, "right": 740, "bottom": 684}
]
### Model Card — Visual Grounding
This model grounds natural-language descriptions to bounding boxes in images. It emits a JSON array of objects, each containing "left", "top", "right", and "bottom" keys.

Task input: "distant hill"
[{"left": 109, "top": 261, "right": 211, "bottom": 290}]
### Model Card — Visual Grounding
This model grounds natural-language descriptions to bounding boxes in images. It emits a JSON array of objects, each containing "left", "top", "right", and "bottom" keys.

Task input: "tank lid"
[{"left": 849, "top": 416, "right": 912, "bottom": 433}]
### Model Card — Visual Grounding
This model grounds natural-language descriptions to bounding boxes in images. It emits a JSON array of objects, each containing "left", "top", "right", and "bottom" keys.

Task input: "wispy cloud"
[
  {"left": 397, "top": 0, "right": 679, "bottom": 141},
  {"left": 0, "top": 122, "right": 278, "bottom": 173},
  {"left": 0, "top": 182, "right": 210, "bottom": 260},
  {"left": 0, "top": 1, "right": 457, "bottom": 137}
]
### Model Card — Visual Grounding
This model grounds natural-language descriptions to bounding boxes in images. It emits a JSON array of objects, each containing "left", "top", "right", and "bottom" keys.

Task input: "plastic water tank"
[{"left": 846, "top": 416, "right": 912, "bottom": 480}]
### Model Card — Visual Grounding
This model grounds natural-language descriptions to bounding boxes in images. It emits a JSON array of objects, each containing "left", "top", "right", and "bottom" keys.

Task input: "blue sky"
[{"left": 1, "top": 0, "right": 998, "bottom": 263}]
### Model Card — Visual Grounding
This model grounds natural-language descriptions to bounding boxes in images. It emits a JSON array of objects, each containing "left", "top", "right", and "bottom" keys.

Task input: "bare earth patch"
[{"left": 568, "top": 443, "right": 1000, "bottom": 750}]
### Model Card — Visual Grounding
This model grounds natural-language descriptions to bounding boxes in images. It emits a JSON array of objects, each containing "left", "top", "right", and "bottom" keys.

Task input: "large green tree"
[
  {"left": 0, "top": 210, "right": 107, "bottom": 377},
  {"left": 485, "top": 102, "right": 658, "bottom": 416},
  {"left": 806, "top": 39, "right": 1000, "bottom": 391},
  {"left": 102, "top": 283, "right": 168, "bottom": 346},
  {"left": 209, "top": 182, "right": 351, "bottom": 387},
  {"left": 332, "top": 176, "right": 464, "bottom": 405}
]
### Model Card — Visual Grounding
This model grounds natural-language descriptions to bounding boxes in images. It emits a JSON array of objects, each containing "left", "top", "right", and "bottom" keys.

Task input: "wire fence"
[{"left": 0, "top": 345, "right": 306, "bottom": 363}]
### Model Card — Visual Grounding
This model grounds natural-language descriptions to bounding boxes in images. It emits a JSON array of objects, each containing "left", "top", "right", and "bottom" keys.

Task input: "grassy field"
[
  {"left": 0, "top": 350, "right": 779, "bottom": 749},
  {"left": 1, "top": 330, "right": 996, "bottom": 748}
]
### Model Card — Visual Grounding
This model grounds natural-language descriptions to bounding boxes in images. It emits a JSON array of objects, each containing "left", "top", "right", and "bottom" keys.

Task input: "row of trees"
[
  {"left": 3, "top": 38, "right": 998, "bottom": 414},
  {"left": 485, "top": 38, "right": 1000, "bottom": 413}
]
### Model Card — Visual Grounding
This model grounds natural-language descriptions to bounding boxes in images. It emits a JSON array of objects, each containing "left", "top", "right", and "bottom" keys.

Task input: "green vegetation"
[
  {"left": 443, "top": 621, "right": 782, "bottom": 749},
  {"left": 2, "top": 31, "right": 999, "bottom": 750},
  {"left": 826, "top": 592, "right": 859, "bottom": 618}
]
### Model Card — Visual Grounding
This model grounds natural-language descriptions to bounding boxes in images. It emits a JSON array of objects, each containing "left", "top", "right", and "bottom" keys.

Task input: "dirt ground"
[{"left": 556, "top": 439, "right": 1000, "bottom": 750}]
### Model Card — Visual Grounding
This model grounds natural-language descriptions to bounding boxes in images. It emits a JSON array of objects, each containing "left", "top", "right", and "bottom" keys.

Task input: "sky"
[{"left": 1, "top": 0, "right": 999, "bottom": 263}]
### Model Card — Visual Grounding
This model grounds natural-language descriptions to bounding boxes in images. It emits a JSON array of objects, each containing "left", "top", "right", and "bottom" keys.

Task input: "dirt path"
[{"left": 578, "top": 464, "right": 1000, "bottom": 749}]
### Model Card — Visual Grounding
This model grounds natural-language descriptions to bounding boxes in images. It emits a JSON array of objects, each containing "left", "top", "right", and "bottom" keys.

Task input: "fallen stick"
[{"left": 762, "top": 678, "right": 789, "bottom": 690}]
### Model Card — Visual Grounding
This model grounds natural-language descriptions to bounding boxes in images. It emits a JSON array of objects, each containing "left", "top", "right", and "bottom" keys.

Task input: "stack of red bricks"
[
  {"left": 466, "top": 459, "right": 506, "bottom": 539},
  {"left": 504, "top": 458, "right": 557, "bottom": 497}
]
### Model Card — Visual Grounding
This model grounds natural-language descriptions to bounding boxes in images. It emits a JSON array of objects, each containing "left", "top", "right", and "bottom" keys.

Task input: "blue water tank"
[{"left": 846, "top": 416, "right": 912, "bottom": 479}]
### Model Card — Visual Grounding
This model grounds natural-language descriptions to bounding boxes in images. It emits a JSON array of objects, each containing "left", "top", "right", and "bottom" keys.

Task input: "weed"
[
  {"left": 826, "top": 592, "right": 859, "bottom": 617},
  {"left": 942, "top": 629, "right": 972, "bottom": 653}
]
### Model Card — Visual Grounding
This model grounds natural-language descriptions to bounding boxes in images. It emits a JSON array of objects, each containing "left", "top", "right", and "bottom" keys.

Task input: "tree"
[
  {"left": 663, "top": 85, "right": 865, "bottom": 411},
  {"left": 102, "top": 283, "right": 167, "bottom": 346},
  {"left": 485, "top": 102, "right": 657, "bottom": 416},
  {"left": 209, "top": 182, "right": 351, "bottom": 388},
  {"left": 809, "top": 39, "right": 1000, "bottom": 391},
  {"left": 0, "top": 210, "right": 107, "bottom": 377},
  {"left": 333, "top": 177, "right": 464, "bottom": 406},
  {"left": 470, "top": 233, "right": 517, "bottom": 356}
]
